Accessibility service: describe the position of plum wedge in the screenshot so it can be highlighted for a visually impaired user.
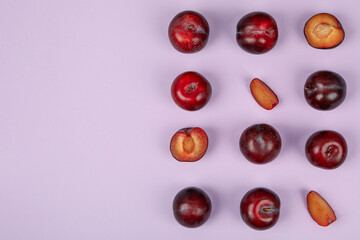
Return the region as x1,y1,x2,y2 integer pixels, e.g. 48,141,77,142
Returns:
307,191,336,227
250,78,279,110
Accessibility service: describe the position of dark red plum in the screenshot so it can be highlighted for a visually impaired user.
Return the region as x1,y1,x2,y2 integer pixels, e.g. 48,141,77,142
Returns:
168,11,210,53
240,188,281,230
305,130,347,169
173,187,212,228
171,71,212,111
239,124,282,164
236,12,278,54
304,71,346,110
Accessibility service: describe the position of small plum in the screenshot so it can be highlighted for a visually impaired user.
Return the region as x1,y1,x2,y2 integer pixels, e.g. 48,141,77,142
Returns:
171,71,212,111
236,12,278,54
173,187,212,228
304,70,346,110
168,11,210,53
240,187,281,230
305,130,347,169
240,124,282,164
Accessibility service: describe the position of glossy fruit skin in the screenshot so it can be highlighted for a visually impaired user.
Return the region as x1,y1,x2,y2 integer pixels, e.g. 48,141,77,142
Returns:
173,187,212,228
240,124,282,164
304,71,346,110
305,130,347,169
168,11,210,53
171,71,212,111
240,188,281,230
236,12,278,54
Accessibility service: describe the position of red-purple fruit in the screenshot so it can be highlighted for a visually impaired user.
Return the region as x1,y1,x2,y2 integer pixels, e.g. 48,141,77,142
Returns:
173,187,212,228
305,130,347,169
168,11,210,53
171,71,212,111
240,187,281,230
240,124,282,164
236,12,278,54
304,71,346,110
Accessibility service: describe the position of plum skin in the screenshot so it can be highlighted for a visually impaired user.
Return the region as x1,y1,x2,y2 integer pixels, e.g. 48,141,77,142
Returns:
240,187,281,230
239,124,282,164
236,12,278,54
171,71,212,111
305,130,347,169
172,187,212,228
304,70,346,110
168,10,210,53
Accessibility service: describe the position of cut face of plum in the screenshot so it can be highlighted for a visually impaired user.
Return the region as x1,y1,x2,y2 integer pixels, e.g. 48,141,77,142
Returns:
304,13,344,49
170,127,208,162
250,78,279,110
307,191,336,227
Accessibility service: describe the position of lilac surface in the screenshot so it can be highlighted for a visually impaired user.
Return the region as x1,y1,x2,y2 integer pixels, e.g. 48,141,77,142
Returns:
0,0,359,239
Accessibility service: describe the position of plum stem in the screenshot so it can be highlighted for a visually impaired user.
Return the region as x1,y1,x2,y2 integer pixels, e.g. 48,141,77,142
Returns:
261,207,279,214
327,146,333,158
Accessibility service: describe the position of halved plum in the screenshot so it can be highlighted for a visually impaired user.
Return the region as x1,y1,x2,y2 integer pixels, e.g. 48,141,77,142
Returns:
304,13,344,49
170,127,208,162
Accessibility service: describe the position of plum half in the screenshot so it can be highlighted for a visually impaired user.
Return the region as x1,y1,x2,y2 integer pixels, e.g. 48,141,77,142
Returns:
304,13,344,49
170,127,208,162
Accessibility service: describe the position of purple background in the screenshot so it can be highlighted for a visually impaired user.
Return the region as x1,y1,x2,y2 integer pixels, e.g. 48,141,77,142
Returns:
0,0,359,239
